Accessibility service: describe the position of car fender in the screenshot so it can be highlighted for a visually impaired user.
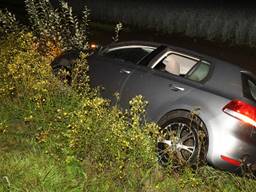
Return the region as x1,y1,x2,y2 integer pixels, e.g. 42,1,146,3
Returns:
149,90,232,165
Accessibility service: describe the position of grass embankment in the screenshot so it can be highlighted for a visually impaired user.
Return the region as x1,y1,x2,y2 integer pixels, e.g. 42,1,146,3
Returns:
1,0,256,190
0,31,256,192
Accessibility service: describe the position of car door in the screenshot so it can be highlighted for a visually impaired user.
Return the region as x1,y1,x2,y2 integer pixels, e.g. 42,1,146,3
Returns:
89,55,134,102
88,45,156,102
119,50,202,122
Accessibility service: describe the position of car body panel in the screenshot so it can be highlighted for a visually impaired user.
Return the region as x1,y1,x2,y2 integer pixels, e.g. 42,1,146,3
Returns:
119,66,194,116
88,55,134,102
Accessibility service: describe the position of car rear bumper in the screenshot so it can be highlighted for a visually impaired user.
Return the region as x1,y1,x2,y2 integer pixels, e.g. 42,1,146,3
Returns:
206,113,256,173
213,135,256,173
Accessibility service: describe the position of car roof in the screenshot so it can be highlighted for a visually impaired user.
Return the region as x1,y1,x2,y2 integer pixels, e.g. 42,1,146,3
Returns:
104,40,245,71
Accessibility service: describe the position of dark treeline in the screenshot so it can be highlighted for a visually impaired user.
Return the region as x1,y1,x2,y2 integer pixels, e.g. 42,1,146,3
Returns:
1,0,256,14
1,0,256,21
1,0,256,48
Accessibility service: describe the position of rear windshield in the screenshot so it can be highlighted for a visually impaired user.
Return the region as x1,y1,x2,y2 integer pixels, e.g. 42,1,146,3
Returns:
242,73,256,102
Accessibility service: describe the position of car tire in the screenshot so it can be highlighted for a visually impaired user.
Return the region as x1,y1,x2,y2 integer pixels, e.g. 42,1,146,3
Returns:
157,110,208,169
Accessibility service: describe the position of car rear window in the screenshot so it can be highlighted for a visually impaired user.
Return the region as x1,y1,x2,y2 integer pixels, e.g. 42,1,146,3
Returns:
186,61,211,82
242,73,256,102
248,80,256,100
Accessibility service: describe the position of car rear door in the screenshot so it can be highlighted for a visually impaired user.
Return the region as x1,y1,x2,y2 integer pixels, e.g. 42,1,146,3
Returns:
119,66,195,121
119,49,206,122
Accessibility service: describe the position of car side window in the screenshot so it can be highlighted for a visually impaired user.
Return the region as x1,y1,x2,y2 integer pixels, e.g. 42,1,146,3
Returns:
153,54,198,76
153,53,211,82
102,47,155,64
186,61,211,82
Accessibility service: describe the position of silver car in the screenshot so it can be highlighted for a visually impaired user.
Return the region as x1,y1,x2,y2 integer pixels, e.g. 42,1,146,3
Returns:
52,41,256,174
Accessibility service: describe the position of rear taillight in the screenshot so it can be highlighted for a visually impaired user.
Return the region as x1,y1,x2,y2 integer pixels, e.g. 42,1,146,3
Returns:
223,100,256,127
220,155,241,167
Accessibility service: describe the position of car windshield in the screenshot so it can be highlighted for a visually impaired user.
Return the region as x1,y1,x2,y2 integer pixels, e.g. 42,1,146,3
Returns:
103,46,156,64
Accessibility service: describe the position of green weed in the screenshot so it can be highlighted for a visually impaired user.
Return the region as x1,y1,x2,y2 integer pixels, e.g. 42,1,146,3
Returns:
1,2,256,191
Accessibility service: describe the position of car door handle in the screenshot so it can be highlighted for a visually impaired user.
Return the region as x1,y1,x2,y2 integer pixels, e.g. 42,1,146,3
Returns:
120,69,131,74
169,84,185,91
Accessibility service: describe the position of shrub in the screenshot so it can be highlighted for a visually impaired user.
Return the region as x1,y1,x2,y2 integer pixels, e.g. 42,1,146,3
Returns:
0,30,161,191
2,2,256,191
0,32,55,101
67,94,159,189
0,9,23,38
24,0,90,52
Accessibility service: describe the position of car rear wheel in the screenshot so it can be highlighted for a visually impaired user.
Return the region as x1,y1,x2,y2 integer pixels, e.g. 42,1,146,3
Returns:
157,110,208,169
53,63,72,85
51,50,80,85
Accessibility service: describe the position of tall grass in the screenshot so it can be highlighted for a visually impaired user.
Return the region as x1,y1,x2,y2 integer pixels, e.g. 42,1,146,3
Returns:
24,0,90,52
85,0,256,47
1,1,256,191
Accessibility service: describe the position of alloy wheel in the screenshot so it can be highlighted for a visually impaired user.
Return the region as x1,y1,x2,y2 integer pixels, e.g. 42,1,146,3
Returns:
157,122,197,165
